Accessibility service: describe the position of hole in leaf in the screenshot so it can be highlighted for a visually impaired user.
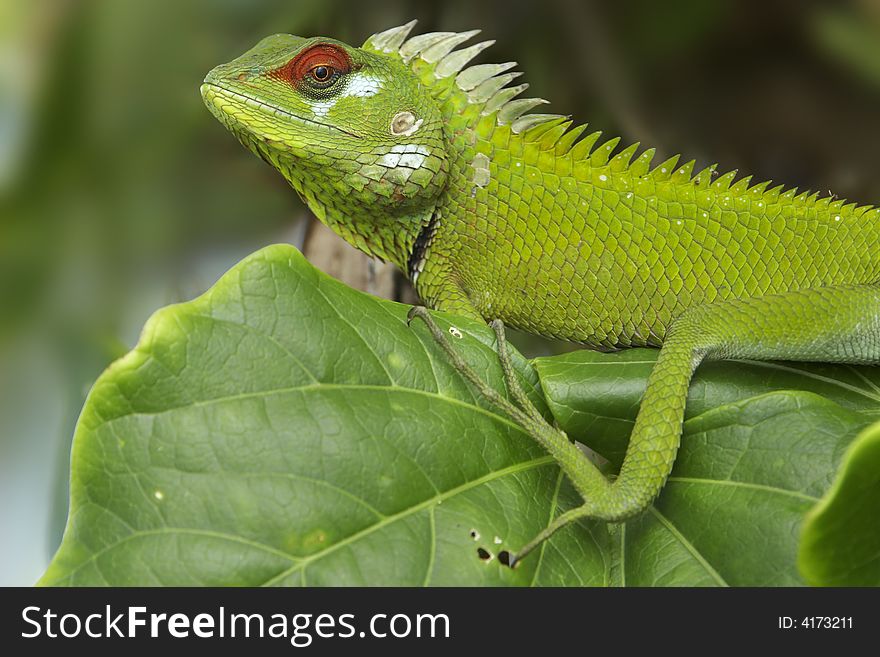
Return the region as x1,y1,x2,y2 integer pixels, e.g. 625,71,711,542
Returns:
477,547,492,561
498,551,514,568
469,529,480,540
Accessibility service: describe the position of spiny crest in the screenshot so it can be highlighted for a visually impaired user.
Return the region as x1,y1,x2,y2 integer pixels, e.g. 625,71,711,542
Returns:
365,21,647,167
366,22,653,166
365,21,874,216
365,20,563,135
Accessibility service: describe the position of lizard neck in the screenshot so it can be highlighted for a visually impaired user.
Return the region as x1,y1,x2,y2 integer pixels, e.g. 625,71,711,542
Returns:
292,174,435,271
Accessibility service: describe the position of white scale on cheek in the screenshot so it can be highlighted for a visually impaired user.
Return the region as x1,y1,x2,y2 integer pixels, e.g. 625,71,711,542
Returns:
346,72,383,97
309,72,384,118
310,100,336,117
379,144,430,169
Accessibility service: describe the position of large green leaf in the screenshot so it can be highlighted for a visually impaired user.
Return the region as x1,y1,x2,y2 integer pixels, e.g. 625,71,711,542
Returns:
40,244,877,586
39,244,603,586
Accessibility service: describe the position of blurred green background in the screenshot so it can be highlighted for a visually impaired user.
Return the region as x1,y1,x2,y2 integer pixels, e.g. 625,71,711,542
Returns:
1,0,878,585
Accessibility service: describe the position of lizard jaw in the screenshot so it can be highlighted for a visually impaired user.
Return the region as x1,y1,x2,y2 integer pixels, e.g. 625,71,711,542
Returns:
200,83,363,140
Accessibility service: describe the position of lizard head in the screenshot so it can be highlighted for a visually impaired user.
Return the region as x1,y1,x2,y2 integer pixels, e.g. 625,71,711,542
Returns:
202,31,449,264
203,21,570,268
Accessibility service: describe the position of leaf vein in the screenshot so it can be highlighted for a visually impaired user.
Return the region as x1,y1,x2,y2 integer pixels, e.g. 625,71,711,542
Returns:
260,456,556,586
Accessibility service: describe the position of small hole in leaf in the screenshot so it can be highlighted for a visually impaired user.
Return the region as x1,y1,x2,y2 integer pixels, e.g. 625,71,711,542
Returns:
469,529,480,540
498,551,514,568
477,547,492,561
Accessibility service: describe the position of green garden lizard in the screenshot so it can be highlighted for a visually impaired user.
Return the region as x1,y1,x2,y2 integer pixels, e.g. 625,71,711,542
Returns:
201,21,880,565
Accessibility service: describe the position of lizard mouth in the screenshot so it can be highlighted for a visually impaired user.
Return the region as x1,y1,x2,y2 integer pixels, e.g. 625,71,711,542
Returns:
201,83,363,140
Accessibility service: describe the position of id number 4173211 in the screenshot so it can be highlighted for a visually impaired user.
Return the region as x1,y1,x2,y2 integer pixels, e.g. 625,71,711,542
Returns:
778,617,853,629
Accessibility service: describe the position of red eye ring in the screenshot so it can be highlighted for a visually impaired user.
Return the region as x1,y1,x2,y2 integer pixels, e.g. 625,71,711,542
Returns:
269,43,352,89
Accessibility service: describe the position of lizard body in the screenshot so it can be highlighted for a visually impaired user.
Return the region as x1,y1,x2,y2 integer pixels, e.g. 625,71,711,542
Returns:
202,22,880,560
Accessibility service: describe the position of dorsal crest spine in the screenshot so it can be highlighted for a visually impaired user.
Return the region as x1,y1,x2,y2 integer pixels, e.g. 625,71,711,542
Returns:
365,20,870,216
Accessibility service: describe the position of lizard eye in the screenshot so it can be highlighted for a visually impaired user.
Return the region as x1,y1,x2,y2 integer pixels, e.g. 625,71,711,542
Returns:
270,43,352,93
311,65,331,82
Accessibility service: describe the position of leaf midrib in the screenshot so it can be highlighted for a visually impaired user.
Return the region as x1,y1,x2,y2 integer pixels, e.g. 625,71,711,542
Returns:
263,456,557,585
